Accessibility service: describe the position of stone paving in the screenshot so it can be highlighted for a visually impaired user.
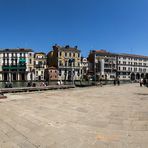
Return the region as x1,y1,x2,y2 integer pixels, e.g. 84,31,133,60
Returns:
0,84,148,148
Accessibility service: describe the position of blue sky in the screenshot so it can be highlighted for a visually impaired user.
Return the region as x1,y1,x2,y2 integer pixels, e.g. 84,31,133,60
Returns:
0,0,148,57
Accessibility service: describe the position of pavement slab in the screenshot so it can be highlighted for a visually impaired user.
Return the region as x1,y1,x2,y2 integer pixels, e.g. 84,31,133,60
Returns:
0,84,148,148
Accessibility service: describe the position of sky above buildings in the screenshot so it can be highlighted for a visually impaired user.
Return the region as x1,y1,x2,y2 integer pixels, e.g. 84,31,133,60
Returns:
0,0,148,57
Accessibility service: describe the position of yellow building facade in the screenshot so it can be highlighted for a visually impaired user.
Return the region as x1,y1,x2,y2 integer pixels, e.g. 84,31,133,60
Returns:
47,45,81,81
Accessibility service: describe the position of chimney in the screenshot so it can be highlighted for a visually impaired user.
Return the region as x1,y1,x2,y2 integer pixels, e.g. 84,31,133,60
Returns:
75,46,78,49
65,45,70,48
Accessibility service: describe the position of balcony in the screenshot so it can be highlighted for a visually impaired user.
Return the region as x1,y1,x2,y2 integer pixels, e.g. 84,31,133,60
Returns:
2,65,26,70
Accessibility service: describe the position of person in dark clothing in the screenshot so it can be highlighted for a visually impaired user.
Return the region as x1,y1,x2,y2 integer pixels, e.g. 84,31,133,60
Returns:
113,78,116,86
143,78,146,86
117,77,120,86
100,78,103,87
27,81,32,87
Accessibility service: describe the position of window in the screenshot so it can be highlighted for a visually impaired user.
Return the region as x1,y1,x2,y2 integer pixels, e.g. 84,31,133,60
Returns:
139,68,142,72
123,67,126,71
77,70,80,76
65,52,67,57
78,53,80,57
29,59,32,64
134,62,137,65
134,68,137,72
123,61,126,65
59,69,61,76
59,61,62,66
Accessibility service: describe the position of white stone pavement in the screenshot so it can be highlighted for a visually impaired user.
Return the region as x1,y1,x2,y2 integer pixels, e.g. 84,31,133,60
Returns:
0,83,148,148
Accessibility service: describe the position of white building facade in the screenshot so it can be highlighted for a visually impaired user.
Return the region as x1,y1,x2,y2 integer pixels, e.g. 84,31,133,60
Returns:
0,48,34,81
88,50,148,81
117,54,148,81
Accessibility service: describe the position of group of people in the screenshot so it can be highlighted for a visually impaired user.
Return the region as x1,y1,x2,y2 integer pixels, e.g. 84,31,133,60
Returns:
57,80,63,85
27,82,47,87
139,78,147,87
4,82,13,88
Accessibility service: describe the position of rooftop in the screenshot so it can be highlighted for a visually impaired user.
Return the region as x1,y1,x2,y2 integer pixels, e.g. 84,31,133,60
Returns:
53,45,80,52
93,49,148,59
0,48,33,52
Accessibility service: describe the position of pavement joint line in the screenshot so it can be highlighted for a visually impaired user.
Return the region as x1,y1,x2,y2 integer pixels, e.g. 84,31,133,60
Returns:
0,118,39,148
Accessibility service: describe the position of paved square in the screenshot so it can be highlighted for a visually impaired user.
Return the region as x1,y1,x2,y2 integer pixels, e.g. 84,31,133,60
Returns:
0,84,148,148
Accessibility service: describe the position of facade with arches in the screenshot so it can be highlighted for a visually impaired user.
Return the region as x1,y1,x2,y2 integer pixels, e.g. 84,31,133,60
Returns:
117,53,148,81
88,50,148,81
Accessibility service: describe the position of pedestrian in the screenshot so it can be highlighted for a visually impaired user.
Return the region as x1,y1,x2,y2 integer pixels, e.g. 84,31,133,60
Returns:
140,78,143,87
117,77,120,86
113,78,116,86
143,78,146,86
100,77,102,87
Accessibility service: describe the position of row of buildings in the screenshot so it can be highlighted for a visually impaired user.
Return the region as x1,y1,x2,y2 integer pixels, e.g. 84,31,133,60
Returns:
0,45,148,82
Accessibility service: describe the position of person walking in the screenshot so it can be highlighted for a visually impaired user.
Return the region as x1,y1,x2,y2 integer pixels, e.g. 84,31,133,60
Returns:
113,77,116,86
140,78,143,87
100,77,103,87
117,77,120,86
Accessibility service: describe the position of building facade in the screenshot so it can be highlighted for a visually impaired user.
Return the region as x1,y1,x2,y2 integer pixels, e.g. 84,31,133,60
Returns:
45,67,58,81
88,50,117,80
47,45,81,81
0,48,34,81
117,53,148,80
34,52,46,81
80,57,89,80
88,50,148,81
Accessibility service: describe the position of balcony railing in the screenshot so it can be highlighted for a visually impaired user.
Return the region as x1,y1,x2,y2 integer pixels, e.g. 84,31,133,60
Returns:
2,65,26,70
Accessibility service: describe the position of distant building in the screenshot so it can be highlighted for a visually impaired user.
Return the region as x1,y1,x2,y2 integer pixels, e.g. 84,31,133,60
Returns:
88,50,117,80
117,53,148,80
88,49,148,81
47,45,81,81
0,48,34,81
45,67,58,81
34,52,47,81
80,57,89,80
